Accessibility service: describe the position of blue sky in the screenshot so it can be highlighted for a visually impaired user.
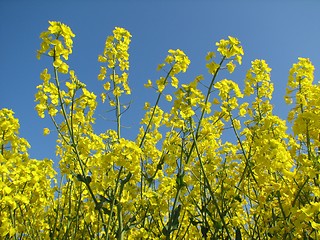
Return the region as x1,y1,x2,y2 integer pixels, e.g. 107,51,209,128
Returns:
1,1,320,165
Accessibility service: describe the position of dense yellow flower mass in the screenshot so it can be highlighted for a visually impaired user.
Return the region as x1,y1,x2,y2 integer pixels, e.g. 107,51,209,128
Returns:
2,20,320,239
0,109,55,238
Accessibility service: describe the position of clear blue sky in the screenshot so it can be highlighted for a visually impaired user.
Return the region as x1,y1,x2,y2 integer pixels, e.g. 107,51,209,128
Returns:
1,1,320,165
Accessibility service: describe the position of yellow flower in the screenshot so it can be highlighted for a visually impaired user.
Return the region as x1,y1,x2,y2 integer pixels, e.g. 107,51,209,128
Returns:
232,119,241,130
167,49,190,74
205,51,215,61
156,77,166,93
144,79,153,88
311,221,320,230
213,98,220,105
40,68,51,82
216,36,244,63
103,82,111,91
206,61,220,75
171,76,179,88
113,86,123,97
165,94,172,102
38,21,75,69
226,61,236,73
98,55,107,62
43,128,50,136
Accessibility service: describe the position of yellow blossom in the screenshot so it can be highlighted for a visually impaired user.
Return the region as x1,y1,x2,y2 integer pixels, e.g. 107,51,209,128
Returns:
43,127,50,136
165,94,172,102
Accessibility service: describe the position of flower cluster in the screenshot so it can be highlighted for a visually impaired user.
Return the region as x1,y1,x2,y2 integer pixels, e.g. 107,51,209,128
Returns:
37,21,75,73
0,109,55,238
206,36,244,75
98,27,132,102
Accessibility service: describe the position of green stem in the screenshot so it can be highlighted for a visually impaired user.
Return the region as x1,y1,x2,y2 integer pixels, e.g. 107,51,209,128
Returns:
112,67,121,139
52,58,108,237
190,126,232,239
138,68,173,201
228,112,257,187
105,166,123,239
185,56,226,165
138,68,173,148
110,65,125,239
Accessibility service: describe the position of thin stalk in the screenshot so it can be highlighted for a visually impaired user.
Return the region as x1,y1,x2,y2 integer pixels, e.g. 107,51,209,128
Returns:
292,176,309,207
138,68,173,148
105,166,123,240
228,112,258,187
1,131,4,155
190,118,232,239
52,58,108,237
138,68,172,201
112,67,121,139
185,56,226,165
109,64,125,239
298,79,312,160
